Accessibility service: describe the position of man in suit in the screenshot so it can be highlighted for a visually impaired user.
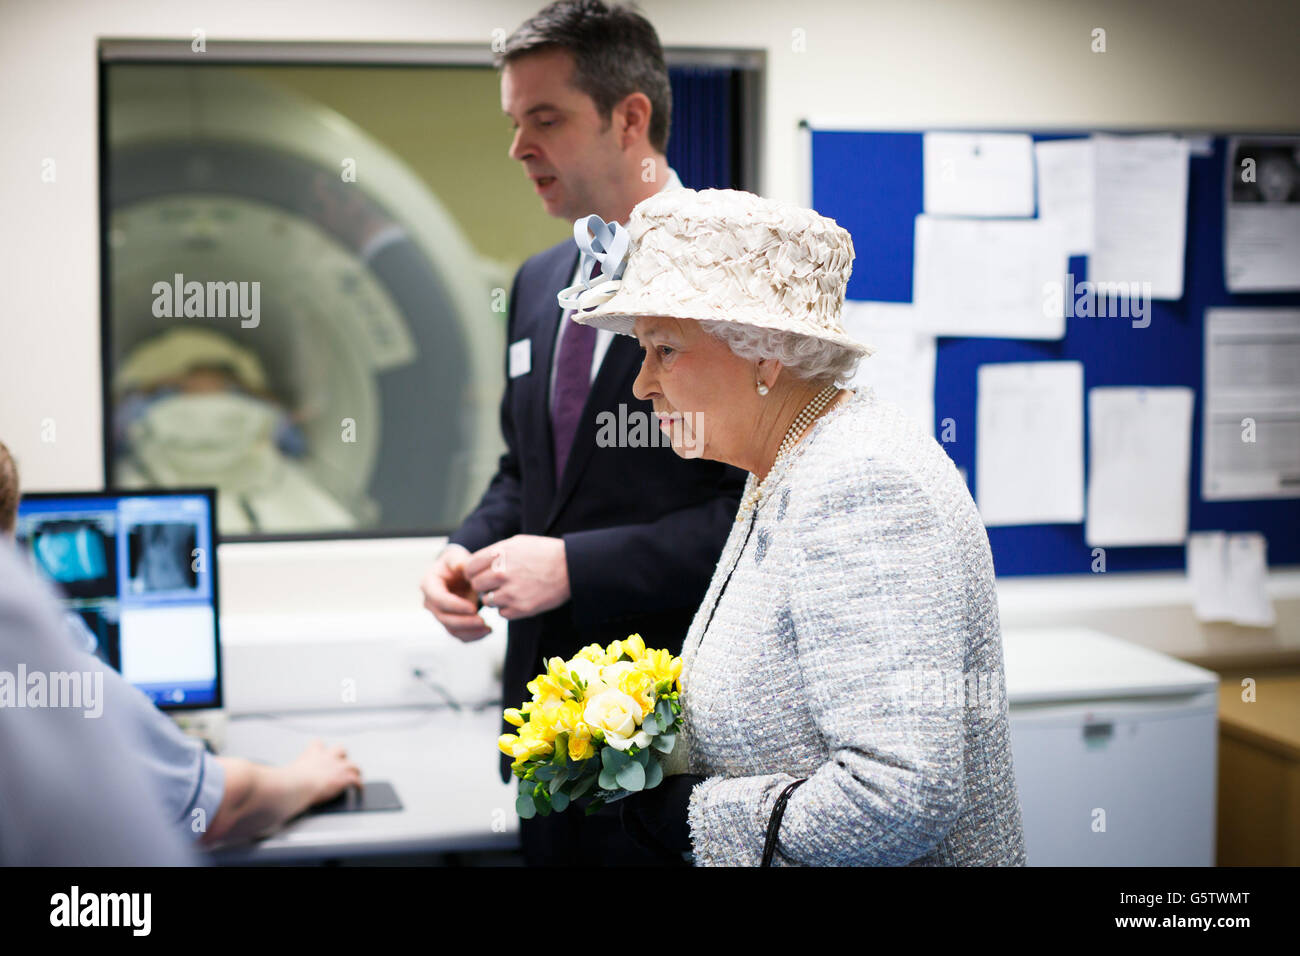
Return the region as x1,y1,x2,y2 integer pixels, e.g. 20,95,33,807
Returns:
420,0,742,865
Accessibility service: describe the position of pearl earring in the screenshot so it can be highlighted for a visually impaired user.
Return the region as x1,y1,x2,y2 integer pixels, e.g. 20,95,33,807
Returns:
756,381,769,396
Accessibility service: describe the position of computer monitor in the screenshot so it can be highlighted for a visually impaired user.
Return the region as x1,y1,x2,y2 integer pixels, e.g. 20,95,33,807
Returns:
14,488,222,711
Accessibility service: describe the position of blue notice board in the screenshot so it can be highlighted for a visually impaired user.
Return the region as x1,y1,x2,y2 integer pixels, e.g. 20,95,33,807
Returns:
810,127,1299,576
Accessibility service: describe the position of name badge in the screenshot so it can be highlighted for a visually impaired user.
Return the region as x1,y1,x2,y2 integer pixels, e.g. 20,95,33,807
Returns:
508,338,532,378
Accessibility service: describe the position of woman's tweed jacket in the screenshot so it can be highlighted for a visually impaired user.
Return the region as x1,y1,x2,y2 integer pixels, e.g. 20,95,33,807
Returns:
678,386,1027,866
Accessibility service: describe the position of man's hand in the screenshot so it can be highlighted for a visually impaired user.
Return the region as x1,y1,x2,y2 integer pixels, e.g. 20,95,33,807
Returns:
288,739,364,808
204,741,361,847
463,535,571,621
421,543,492,641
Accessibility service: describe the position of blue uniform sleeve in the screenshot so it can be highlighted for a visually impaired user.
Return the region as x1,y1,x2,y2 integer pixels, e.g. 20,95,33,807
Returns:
64,619,228,842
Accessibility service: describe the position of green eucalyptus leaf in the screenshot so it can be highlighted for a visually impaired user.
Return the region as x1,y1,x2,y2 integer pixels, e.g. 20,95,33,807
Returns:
602,747,629,772
598,767,619,791
570,773,596,800
644,757,664,790
549,769,568,794
516,793,536,819
652,733,676,754
550,791,570,813
616,761,646,792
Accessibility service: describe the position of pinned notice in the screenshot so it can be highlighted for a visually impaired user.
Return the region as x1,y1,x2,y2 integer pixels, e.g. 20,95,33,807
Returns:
1187,532,1276,627
913,215,1068,339
1086,386,1194,547
841,301,936,437
923,132,1035,217
976,361,1084,526
1091,134,1190,300
1034,138,1094,256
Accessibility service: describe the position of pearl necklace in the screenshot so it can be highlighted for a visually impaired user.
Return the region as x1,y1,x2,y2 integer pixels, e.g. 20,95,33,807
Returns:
735,384,840,522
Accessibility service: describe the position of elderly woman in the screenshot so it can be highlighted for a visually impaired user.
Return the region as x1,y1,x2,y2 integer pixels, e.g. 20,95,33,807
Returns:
557,188,1027,866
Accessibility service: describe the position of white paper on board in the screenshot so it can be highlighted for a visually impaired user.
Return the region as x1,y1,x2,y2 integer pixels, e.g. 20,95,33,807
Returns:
1085,386,1194,547
840,301,936,437
1091,134,1190,300
1224,136,1300,292
923,132,1035,217
912,214,1068,339
1202,308,1300,501
1187,531,1276,627
1034,138,1094,256
976,361,1085,526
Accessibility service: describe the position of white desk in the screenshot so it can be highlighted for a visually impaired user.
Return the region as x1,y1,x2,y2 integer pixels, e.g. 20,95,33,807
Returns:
210,705,518,864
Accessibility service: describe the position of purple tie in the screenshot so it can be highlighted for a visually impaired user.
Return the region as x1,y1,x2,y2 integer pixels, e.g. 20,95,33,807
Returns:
552,263,600,481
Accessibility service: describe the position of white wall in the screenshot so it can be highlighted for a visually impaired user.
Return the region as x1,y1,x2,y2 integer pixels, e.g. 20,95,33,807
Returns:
2,0,1298,667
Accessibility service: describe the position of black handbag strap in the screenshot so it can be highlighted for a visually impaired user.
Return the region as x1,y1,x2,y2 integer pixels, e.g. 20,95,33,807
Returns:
761,778,807,866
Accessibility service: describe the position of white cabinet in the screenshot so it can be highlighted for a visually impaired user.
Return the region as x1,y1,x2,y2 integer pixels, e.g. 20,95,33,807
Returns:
1003,628,1219,866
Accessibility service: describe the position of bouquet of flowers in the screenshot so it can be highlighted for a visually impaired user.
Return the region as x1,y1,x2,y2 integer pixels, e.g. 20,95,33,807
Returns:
498,634,683,818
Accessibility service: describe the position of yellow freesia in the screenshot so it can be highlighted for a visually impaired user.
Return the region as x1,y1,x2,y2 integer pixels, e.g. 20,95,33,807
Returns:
502,707,525,727
616,668,656,717
546,656,579,686
574,643,607,665
567,723,594,761
551,700,584,734
514,736,553,762
527,702,565,742
622,633,646,661
502,718,554,761
637,648,683,689
529,674,571,706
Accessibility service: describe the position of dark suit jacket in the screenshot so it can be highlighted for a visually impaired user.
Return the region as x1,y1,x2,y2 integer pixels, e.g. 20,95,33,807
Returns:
448,239,745,783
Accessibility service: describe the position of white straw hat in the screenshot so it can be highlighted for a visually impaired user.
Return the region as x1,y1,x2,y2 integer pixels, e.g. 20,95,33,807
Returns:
556,188,873,357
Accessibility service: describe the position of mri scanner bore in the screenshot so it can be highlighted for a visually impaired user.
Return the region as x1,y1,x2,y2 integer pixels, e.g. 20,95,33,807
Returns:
104,65,508,536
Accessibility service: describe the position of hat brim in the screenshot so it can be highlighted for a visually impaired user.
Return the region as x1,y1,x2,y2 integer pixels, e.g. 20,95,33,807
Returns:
571,304,876,358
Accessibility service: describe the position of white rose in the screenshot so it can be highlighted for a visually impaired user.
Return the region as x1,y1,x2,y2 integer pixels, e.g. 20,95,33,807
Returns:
584,688,651,752
599,660,636,685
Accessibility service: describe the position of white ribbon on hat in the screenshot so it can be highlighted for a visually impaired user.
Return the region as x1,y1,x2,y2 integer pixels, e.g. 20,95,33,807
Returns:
556,215,629,312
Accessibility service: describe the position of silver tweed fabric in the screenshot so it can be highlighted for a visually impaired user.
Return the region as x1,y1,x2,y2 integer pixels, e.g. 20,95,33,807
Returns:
679,386,1028,866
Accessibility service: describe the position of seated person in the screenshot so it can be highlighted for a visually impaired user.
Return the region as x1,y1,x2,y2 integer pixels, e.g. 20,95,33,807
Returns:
0,537,197,865
0,440,362,850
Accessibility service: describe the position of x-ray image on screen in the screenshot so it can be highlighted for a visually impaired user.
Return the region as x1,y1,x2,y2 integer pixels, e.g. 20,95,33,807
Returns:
66,608,122,670
28,520,118,599
126,522,198,593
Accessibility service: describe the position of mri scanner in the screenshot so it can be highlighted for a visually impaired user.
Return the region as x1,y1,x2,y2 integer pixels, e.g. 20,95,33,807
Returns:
105,66,506,536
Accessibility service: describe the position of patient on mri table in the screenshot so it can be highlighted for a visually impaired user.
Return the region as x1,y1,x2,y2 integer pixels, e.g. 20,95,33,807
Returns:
113,327,356,534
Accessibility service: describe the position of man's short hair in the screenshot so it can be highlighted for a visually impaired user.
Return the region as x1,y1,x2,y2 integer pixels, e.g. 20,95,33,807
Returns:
497,0,672,154
0,441,18,535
